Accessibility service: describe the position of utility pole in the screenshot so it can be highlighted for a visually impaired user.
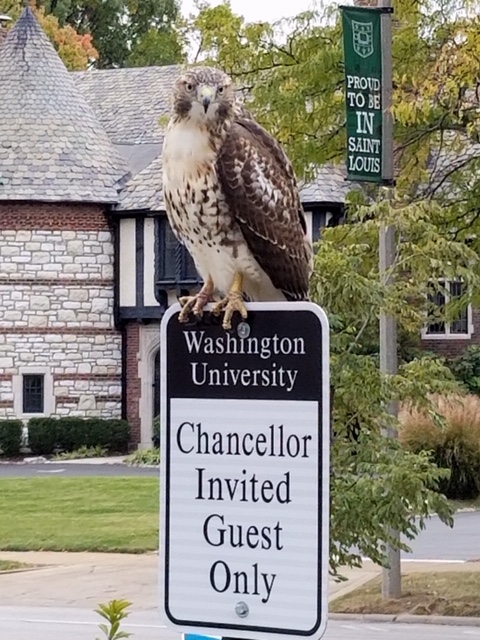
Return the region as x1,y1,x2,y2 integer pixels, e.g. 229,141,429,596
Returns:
350,0,401,599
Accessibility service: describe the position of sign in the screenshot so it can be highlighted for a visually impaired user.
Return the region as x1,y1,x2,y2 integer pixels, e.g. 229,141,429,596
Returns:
160,302,329,640
341,6,390,183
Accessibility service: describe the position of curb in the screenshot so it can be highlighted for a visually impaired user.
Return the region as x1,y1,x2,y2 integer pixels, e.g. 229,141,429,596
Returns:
330,613,480,626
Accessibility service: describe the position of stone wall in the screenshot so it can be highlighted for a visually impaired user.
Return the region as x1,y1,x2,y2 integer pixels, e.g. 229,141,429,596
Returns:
0,203,122,421
0,230,113,280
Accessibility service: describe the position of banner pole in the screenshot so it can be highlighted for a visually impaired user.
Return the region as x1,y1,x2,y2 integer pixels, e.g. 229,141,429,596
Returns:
349,0,400,600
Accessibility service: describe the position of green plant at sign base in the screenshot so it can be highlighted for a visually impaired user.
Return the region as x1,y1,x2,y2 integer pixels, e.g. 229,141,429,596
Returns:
95,599,132,640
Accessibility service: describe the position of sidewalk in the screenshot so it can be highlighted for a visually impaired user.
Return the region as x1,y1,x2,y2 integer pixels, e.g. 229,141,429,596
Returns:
1,550,479,611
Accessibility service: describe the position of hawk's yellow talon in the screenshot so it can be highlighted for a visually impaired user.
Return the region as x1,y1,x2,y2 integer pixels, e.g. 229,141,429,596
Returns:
211,271,247,330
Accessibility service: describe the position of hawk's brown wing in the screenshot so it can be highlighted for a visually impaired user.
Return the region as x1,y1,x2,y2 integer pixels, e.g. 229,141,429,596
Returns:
217,114,311,300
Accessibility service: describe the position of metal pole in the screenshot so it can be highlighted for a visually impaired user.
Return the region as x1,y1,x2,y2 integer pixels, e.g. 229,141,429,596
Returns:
352,0,400,600
378,0,401,600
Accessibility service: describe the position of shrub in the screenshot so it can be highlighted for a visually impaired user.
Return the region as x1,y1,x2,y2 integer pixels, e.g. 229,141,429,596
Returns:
27,417,131,455
106,419,130,453
0,420,23,457
449,346,480,395
28,418,60,455
399,394,480,500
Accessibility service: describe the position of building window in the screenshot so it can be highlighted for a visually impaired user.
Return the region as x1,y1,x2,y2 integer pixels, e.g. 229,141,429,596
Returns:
155,217,202,289
13,367,54,418
22,374,44,414
423,280,472,339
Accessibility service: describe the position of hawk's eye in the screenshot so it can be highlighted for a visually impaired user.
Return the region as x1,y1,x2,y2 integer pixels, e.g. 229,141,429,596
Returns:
217,86,224,94
186,83,194,92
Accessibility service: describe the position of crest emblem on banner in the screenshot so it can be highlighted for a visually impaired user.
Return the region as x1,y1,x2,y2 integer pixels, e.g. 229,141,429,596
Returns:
352,20,374,58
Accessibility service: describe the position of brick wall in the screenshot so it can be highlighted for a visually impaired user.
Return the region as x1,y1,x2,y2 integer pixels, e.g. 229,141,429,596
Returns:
421,309,480,360
0,203,113,231
125,322,141,445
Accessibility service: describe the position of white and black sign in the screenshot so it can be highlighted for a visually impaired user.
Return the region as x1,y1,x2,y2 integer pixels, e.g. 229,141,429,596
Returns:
160,302,329,640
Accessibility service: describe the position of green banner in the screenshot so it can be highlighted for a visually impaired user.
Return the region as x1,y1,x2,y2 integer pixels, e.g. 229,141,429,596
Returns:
341,6,384,183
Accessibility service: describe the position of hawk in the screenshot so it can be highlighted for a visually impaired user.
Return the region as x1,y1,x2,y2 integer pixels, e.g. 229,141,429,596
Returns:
162,66,312,330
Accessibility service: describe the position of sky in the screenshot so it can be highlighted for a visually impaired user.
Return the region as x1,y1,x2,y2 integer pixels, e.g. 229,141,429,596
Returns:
181,0,344,24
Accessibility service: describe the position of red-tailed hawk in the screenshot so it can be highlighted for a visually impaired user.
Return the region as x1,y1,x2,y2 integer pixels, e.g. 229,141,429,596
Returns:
162,66,312,330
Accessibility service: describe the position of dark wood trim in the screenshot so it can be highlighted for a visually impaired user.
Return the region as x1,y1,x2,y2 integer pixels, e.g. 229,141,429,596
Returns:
113,217,121,330
136,216,144,309
311,210,324,243
119,305,166,321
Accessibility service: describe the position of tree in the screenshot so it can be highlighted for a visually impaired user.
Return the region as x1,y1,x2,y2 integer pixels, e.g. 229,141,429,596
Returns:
187,1,480,577
0,0,98,69
37,0,186,67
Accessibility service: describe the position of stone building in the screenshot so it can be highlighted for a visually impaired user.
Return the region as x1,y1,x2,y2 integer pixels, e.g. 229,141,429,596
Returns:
0,8,345,446
0,9,129,427
0,7,475,448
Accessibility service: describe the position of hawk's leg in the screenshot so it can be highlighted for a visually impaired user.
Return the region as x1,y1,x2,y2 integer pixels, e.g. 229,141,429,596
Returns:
212,271,248,330
178,276,215,323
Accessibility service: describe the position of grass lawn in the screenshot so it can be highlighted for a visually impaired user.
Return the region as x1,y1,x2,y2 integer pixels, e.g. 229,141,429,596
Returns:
330,572,480,617
0,477,159,553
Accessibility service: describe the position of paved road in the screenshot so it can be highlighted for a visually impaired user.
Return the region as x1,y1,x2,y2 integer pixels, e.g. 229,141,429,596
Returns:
0,607,479,640
402,511,480,561
0,462,158,477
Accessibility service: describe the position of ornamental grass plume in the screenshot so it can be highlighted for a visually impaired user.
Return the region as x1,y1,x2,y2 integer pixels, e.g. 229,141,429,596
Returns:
399,394,480,500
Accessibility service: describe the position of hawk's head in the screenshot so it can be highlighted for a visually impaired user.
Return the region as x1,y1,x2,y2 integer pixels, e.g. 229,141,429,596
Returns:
172,67,235,125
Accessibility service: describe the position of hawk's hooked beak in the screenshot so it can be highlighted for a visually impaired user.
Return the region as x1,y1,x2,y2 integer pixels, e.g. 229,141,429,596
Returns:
199,85,214,113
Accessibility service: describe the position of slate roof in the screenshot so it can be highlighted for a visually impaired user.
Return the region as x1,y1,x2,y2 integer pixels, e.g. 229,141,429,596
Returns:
0,8,130,203
299,164,357,204
117,153,165,212
74,66,180,145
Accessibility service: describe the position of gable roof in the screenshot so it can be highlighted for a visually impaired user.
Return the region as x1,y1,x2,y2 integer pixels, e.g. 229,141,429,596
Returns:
74,66,180,145
0,8,130,204
117,152,165,212
299,165,357,205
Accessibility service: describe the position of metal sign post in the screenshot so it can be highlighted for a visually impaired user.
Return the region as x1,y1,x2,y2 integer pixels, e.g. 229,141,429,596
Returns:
342,0,400,599
160,302,329,640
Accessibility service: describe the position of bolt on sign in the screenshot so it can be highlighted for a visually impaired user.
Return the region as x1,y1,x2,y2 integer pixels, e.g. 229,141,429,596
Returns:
341,5,393,183
160,302,330,640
